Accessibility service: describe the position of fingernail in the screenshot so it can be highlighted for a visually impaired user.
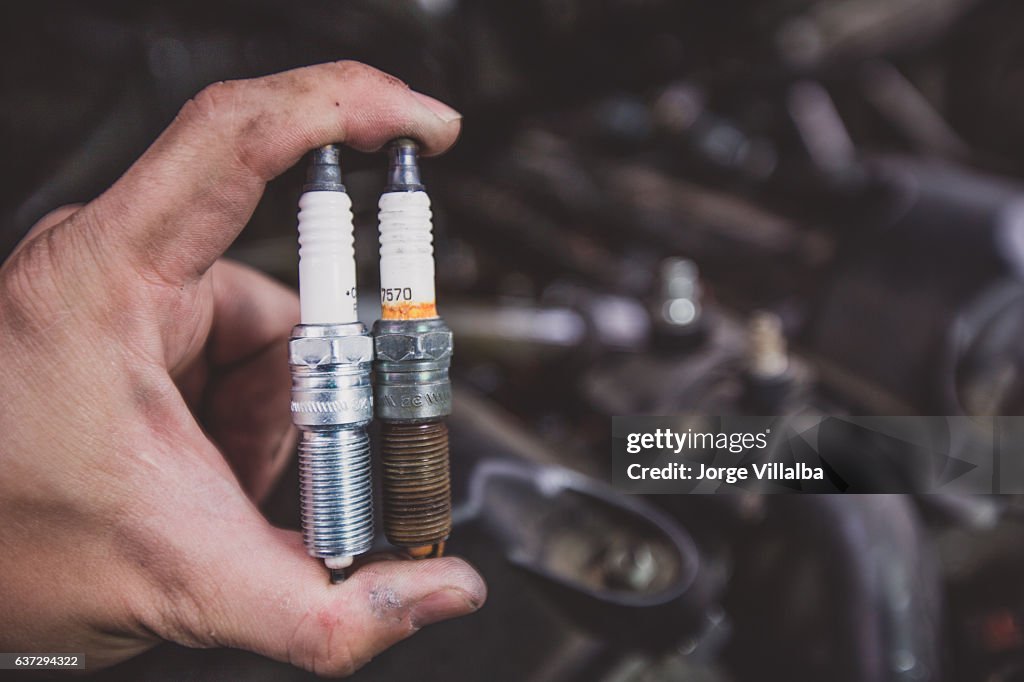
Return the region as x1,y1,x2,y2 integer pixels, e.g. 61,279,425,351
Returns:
411,91,462,123
410,588,480,628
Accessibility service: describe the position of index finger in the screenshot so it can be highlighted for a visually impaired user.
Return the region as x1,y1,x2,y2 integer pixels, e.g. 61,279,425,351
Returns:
79,61,462,286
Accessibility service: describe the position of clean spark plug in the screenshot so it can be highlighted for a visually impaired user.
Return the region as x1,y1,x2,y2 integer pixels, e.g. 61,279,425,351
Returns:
290,145,374,582
373,138,453,559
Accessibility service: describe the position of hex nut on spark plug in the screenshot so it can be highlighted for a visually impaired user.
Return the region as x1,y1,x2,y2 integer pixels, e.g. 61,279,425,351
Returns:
289,323,374,426
372,318,453,422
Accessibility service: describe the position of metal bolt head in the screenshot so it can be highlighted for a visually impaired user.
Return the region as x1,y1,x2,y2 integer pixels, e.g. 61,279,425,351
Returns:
375,329,453,362
290,334,373,367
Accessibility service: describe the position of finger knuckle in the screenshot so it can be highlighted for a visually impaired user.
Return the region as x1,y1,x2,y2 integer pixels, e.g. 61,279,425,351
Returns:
35,204,81,231
0,212,138,337
330,60,407,91
0,235,68,334
331,60,373,80
180,80,243,129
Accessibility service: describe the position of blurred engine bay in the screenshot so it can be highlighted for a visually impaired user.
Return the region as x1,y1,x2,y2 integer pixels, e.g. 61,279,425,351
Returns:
10,1,1024,680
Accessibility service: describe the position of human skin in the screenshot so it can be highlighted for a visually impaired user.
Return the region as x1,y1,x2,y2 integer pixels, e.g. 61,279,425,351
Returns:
0,61,485,676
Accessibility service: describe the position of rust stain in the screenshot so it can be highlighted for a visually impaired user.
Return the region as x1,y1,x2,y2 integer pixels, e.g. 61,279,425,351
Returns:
407,545,434,559
382,301,438,320
407,543,445,559
381,422,452,550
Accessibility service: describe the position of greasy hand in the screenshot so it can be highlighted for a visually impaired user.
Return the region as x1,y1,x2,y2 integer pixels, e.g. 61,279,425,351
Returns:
0,62,484,676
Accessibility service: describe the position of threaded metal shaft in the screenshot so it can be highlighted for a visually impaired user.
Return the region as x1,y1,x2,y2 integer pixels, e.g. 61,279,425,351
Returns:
289,322,375,571
298,427,374,558
380,421,451,553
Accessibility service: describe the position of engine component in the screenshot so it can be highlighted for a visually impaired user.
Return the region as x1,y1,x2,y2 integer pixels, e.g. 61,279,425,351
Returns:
289,146,375,582
808,156,1024,415
456,457,715,649
374,138,454,558
650,257,705,348
742,311,798,412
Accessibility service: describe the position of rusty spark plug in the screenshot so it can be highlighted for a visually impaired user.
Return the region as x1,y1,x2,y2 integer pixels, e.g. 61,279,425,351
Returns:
373,139,453,558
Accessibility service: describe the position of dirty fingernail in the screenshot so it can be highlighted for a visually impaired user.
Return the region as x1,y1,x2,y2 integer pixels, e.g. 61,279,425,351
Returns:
411,91,462,123
410,588,480,628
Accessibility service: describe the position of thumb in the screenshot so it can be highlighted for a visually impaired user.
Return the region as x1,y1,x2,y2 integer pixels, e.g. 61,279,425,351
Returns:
169,515,485,677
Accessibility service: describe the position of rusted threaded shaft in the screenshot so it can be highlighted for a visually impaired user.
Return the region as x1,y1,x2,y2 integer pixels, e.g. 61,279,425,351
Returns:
380,421,451,553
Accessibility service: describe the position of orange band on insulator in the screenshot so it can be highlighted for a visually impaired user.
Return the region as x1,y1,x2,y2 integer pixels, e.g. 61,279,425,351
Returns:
382,301,438,320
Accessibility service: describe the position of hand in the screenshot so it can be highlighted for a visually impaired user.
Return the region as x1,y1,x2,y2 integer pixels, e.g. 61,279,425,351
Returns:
0,61,484,676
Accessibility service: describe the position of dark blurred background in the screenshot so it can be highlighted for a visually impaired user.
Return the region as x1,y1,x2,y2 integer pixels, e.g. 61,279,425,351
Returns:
9,0,1024,680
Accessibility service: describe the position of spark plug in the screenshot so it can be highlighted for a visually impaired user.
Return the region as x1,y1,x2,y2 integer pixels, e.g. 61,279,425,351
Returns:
374,138,453,559
290,145,374,582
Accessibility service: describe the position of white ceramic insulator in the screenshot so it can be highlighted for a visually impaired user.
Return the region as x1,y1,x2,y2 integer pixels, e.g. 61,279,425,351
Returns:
378,191,436,313
297,191,358,324
325,556,354,569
